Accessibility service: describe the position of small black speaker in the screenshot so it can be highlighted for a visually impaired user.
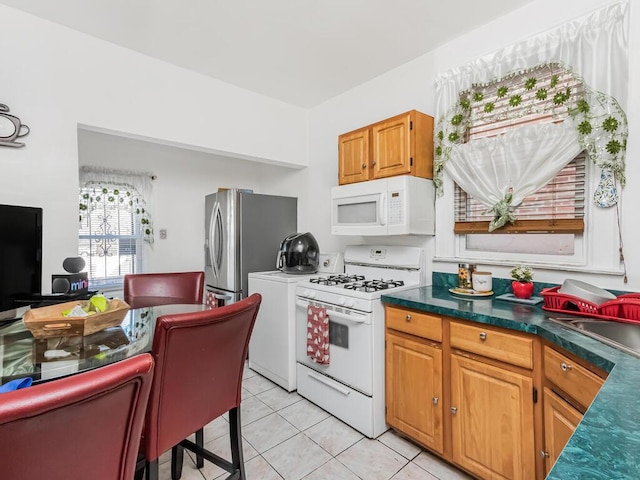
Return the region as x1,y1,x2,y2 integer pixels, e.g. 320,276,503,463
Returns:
63,256,85,274
52,272,89,294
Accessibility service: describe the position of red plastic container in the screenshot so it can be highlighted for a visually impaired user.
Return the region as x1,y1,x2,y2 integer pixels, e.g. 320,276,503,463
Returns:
540,287,640,324
540,286,599,314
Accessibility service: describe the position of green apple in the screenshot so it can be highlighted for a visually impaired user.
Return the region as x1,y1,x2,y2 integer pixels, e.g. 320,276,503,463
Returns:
89,294,109,313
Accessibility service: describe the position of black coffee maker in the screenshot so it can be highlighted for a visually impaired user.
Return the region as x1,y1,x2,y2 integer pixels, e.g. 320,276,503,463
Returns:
276,232,320,274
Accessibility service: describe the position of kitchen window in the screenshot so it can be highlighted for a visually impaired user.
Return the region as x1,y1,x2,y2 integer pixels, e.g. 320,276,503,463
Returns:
432,2,628,275
453,66,585,237
78,167,154,289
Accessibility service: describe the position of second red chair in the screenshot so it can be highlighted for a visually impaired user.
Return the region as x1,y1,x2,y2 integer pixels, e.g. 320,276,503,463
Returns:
124,271,205,309
138,293,262,480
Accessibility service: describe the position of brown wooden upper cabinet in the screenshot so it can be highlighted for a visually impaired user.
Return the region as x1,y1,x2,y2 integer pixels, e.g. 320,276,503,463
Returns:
338,110,434,185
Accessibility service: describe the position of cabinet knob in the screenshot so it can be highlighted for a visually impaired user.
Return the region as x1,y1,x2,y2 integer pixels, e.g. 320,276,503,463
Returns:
540,450,549,459
432,397,439,405
479,332,487,341
405,314,412,322
451,406,458,415
560,362,573,372
372,161,377,166
361,163,367,169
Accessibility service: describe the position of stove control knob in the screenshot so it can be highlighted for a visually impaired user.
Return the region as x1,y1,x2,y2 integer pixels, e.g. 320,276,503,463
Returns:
309,291,317,299
301,289,310,297
338,298,346,305
345,299,355,308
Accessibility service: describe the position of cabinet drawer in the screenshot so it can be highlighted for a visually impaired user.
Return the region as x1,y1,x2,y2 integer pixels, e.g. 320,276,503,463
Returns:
544,346,604,408
386,307,442,342
450,321,534,369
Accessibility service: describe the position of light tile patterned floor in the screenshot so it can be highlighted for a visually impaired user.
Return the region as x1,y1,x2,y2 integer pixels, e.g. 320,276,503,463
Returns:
154,366,473,480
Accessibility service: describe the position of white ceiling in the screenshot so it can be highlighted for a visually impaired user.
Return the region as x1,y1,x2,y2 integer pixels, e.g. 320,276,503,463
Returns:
1,0,534,107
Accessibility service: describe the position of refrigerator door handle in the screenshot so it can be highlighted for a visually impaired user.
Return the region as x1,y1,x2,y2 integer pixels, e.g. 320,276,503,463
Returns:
210,201,223,279
212,292,233,301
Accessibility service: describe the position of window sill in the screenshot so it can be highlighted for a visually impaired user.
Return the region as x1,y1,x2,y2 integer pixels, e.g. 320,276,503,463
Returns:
432,256,625,277
90,284,124,293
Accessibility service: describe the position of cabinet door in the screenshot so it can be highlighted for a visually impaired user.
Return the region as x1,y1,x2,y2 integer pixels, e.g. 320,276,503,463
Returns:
543,346,604,409
338,128,370,185
451,353,535,480
542,387,582,475
371,113,412,179
386,331,444,453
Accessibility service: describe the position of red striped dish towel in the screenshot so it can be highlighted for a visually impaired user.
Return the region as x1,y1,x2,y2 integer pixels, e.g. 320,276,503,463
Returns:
307,304,330,365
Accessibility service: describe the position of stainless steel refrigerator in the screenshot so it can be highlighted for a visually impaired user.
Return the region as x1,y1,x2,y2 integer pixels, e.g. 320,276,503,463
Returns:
204,189,297,306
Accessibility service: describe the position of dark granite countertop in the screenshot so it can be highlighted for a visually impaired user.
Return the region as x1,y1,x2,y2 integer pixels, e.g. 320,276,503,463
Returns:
381,285,640,479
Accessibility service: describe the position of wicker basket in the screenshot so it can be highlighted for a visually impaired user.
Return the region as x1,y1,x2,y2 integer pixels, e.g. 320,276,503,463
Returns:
24,299,130,338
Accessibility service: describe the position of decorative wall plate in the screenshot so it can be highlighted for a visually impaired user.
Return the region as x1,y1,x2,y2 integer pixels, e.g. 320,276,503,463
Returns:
593,168,618,207
0,103,29,148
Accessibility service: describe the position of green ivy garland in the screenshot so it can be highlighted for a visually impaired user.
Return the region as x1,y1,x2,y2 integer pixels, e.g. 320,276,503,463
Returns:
433,62,628,199
79,183,154,245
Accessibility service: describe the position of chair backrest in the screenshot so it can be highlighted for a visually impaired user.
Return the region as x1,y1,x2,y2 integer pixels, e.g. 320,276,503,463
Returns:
143,293,262,461
124,271,205,308
0,354,154,480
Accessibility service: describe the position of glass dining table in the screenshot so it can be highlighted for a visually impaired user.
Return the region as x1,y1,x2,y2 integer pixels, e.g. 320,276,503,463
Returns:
0,303,207,385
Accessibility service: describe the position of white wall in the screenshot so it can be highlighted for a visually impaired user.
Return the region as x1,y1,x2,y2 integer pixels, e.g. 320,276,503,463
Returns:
0,5,307,291
308,0,640,290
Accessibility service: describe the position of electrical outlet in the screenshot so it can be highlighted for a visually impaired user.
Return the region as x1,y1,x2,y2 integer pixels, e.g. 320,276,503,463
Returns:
159,229,167,239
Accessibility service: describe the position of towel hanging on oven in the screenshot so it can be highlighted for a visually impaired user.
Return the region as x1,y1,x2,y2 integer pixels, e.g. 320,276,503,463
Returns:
307,304,330,365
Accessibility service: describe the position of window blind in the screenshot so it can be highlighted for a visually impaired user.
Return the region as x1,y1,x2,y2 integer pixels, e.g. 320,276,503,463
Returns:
78,184,142,286
454,65,586,234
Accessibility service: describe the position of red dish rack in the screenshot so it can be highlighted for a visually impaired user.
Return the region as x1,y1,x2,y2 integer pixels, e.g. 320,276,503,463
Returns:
541,286,640,324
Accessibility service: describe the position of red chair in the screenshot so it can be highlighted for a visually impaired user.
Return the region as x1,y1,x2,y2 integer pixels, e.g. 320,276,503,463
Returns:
138,293,262,480
124,271,205,309
0,354,154,480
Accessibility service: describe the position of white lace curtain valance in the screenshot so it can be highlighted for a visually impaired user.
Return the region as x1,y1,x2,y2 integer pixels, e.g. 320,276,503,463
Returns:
432,1,629,231
79,166,155,244
447,122,582,231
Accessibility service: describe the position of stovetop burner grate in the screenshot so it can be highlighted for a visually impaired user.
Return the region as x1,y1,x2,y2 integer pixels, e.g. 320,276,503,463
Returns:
344,279,405,292
309,274,407,291
309,274,365,286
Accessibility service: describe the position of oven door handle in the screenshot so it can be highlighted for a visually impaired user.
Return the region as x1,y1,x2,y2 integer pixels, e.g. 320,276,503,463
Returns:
296,300,367,323
307,370,351,396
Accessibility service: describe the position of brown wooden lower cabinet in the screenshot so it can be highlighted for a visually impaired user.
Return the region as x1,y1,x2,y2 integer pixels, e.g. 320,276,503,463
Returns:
540,344,605,475
384,307,611,480
450,353,536,479
386,331,444,453
542,387,583,472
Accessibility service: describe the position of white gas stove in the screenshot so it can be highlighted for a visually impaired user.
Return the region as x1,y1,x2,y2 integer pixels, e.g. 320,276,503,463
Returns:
297,247,422,308
295,245,423,438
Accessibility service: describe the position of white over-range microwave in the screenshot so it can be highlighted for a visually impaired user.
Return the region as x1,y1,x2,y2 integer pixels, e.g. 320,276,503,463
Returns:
331,175,435,236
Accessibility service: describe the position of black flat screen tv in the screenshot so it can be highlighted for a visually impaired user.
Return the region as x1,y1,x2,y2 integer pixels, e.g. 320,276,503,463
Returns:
0,204,43,313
